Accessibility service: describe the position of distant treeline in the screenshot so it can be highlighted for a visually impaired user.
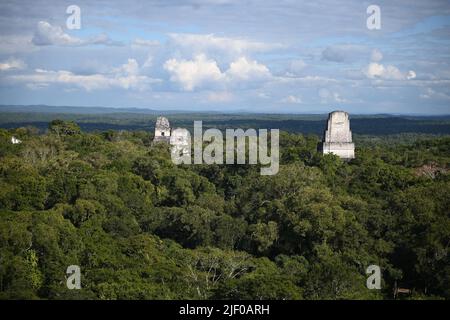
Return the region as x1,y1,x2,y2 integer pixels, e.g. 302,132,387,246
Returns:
1,113,450,135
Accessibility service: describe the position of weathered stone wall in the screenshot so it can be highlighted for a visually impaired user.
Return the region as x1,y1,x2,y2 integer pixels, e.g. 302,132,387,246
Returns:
321,111,355,160
154,116,171,142
324,111,352,143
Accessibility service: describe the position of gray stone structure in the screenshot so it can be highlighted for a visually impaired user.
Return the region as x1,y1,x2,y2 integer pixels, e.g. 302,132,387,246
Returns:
153,116,171,142
320,111,355,160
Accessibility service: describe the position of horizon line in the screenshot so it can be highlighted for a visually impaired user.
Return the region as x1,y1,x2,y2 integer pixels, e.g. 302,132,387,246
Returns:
0,104,449,117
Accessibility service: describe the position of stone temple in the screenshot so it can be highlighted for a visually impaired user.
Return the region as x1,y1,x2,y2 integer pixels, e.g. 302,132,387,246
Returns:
153,116,171,142
153,117,190,158
320,111,355,160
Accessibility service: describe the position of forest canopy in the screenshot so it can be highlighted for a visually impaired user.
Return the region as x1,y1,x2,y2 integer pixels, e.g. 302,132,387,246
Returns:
0,120,449,300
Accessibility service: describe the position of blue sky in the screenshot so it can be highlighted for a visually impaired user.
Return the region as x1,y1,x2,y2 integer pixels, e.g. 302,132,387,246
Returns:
0,0,449,114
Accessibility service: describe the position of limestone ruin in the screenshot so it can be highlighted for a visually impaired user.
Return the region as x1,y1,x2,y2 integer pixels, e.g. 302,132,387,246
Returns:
153,116,171,142
153,117,191,157
320,111,355,160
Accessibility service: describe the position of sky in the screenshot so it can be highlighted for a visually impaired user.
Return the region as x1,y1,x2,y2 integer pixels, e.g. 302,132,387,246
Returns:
0,0,450,114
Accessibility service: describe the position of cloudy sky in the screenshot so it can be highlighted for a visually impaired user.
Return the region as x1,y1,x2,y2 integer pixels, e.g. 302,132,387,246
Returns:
0,0,449,114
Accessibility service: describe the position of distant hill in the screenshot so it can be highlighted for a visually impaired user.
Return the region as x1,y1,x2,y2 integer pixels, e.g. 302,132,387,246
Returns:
0,105,162,114
1,105,450,136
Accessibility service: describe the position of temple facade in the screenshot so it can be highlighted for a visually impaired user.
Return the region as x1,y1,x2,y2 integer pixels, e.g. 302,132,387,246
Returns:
153,116,171,142
320,111,355,160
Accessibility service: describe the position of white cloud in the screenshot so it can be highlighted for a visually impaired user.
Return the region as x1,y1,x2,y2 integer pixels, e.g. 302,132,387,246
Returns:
113,58,139,75
365,62,386,78
32,21,121,46
9,59,160,91
364,62,416,80
280,95,302,104
407,70,416,80
32,21,82,46
226,57,271,81
164,54,225,91
164,54,272,91
0,58,26,71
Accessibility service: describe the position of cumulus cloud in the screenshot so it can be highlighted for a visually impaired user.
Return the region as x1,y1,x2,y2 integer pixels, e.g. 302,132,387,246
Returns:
113,58,139,75
0,58,26,71
164,54,225,91
164,54,272,91
9,59,160,91
32,21,121,46
32,21,82,46
364,62,416,80
226,57,271,81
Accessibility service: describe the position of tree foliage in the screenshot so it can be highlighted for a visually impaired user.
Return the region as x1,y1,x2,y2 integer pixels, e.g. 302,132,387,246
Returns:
0,122,449,299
